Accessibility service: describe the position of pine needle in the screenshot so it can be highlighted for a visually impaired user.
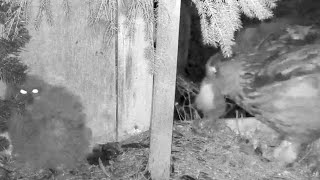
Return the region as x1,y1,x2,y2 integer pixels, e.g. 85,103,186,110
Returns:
191,0,278,57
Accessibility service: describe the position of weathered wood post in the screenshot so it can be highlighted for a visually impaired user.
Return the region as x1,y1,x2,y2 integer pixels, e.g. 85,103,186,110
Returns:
117,0,154,141
148,0,181,179
19,0,118,145
17,0,157,146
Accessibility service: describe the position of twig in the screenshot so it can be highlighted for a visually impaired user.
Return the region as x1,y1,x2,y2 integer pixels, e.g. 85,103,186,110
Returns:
98,158,112,179
255,33,274,50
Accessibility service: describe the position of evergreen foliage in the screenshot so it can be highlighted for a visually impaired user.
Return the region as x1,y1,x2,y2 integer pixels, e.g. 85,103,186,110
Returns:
88,0,118,46
122,0,156,44
0,0,29,85
0,0,29,139
191,0,278,57
1,0,279,61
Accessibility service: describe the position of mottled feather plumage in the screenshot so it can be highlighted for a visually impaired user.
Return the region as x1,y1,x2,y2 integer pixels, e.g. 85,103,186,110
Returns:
196,26,320,167
213,45,320,145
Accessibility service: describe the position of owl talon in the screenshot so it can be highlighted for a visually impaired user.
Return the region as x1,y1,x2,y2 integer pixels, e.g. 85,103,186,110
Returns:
191,118,224,137
307,158,320,177
301,154,320,177
191,119,210,137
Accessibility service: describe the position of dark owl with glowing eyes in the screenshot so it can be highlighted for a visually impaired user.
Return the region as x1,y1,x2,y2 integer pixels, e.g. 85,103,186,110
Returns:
5,75,46,108
5,75,92,171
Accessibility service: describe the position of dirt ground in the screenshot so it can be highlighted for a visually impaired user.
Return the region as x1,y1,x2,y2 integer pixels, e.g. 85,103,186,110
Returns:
3,119,317,180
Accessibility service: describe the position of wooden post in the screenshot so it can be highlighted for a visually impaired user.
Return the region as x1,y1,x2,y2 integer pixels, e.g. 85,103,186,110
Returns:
19,0,117,145
117,0,154,141
148,0,181,179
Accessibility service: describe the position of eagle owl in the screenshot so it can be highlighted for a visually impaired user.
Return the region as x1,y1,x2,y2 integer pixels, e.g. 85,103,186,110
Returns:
196,39,320,172
5,75,92,170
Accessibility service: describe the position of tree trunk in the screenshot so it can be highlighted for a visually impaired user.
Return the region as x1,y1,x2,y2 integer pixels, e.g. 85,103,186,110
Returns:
149,0,181,179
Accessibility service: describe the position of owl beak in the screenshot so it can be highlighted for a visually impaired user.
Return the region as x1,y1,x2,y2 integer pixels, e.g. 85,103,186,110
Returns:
26,95,34,104
27,95,41,104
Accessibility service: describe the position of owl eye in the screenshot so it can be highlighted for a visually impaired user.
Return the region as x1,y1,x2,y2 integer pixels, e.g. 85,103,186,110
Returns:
20,89,27,94
207,66,217,75
210,66,217,73
32,89,39,94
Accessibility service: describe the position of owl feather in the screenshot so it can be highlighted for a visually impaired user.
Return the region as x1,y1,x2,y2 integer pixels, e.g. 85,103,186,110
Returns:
6,75,92,170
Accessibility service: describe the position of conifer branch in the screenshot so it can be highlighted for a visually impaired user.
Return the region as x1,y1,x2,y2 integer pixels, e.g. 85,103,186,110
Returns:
192,0,278,57
2,0,279,60
34,0,54,30
0,1,30,85
88,0,117,46
0,56,27,84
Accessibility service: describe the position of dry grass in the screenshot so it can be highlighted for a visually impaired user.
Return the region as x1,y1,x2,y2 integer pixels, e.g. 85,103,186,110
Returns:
171,121,315,180
2,120,316,180
174,75,201,121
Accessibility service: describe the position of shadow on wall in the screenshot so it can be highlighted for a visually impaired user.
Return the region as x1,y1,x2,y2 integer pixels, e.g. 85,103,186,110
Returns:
6,75,92,170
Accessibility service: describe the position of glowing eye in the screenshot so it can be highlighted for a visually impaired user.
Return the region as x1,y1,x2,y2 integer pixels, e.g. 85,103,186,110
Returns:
212,67,217,73
208,66,217,74
20,89,27,94
32,89,39,94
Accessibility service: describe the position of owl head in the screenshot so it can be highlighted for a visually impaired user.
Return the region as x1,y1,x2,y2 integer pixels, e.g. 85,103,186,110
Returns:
5,75,48,106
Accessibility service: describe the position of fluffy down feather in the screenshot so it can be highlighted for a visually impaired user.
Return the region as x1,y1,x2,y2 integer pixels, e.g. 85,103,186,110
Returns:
6,75,92,170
